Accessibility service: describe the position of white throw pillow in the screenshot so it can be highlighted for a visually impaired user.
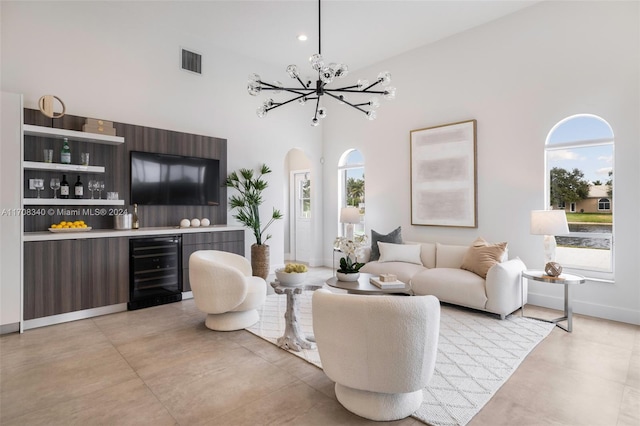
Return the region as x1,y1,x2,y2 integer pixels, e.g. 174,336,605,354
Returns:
377,242,423,265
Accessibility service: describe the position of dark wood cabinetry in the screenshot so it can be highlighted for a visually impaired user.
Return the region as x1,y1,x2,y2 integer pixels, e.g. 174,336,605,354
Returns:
182,230,244,291
24,238,129,320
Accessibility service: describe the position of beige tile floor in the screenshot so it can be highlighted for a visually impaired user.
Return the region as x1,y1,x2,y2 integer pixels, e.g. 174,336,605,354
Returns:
1,268,638,426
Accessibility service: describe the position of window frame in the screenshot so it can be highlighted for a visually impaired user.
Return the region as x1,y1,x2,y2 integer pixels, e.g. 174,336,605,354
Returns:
338,149,365,237
544,115,614,280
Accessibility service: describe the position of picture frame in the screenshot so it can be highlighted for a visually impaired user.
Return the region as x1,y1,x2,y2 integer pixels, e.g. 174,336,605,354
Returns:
410,119,477,228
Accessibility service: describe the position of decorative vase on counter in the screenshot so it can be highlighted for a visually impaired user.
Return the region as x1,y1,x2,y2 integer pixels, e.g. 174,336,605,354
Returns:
336,271,360,282
251,244,270,280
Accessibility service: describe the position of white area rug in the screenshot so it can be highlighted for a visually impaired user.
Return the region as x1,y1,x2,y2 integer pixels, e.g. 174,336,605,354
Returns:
247,292,554,426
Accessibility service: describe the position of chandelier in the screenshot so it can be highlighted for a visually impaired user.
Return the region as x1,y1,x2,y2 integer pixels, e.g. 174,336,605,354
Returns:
247,0,396,126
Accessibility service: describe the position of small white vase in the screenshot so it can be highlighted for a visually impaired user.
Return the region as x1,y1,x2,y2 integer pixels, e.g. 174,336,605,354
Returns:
336,271,360,282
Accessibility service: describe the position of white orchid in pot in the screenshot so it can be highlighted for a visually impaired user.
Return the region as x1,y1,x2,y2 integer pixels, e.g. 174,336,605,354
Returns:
334,234,368,281
226,164,283,279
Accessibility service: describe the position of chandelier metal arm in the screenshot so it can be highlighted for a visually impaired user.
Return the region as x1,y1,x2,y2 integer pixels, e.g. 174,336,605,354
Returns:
313,97,321,119
261,86,315,97
325,91,368,115
265,92,310,111
326,88,387,95
363,79,383,91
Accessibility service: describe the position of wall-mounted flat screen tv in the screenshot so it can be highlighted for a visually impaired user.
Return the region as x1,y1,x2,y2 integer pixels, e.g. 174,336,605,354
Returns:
130,151,220,206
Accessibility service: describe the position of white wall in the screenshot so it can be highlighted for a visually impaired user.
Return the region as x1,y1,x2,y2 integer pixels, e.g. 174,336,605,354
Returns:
0,1,323,269
323,1,639,324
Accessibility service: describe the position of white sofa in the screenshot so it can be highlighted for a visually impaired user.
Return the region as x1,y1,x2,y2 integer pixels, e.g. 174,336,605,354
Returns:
359,241,526,319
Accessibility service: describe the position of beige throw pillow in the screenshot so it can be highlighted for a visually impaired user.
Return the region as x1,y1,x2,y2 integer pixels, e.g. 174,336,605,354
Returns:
460,237,507,278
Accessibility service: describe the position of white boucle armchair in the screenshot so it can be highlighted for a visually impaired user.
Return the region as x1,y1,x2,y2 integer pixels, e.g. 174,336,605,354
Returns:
312,289,440,421
189,250,266,331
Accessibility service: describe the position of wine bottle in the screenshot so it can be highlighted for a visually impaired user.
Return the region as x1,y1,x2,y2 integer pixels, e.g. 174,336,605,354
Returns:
60,174,69,199
60,138,71,164
74,175,83,199
132,203,140,229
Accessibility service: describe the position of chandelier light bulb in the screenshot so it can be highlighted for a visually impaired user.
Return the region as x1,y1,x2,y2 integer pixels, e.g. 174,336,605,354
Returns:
383,86,396,100
369,97,380,108
256,106,268,118
318,107,327,118
320,67,335,84
311,117,320,126
309,53,324,71
286,65,299,79
247,81,261,96
299,97,307,105
366,110,377,121
334,63,348,78
377,71,392,86
248,73,261,83
263,98,274,108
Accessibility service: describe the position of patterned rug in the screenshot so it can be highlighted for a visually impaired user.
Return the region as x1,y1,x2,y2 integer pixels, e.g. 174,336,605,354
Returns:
247,291,554,426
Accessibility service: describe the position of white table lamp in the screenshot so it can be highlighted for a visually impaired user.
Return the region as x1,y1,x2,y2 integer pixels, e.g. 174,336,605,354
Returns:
340,207,360,240
530,210,570,263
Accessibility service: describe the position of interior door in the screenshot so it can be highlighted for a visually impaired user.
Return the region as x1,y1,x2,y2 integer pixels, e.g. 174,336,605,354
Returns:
293,172,311,263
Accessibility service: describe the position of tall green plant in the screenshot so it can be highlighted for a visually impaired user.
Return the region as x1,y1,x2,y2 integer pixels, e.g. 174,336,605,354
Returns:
226,164,283,245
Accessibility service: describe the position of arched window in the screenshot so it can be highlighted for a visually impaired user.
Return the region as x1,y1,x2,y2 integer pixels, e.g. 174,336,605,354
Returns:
545,114,614,274
598,198,611,211
338,149,365,237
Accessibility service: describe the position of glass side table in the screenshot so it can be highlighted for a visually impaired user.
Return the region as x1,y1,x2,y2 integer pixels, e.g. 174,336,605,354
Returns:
521,270,585,332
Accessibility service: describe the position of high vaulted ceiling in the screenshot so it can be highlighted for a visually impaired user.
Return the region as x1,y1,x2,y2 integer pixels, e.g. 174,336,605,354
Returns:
120,0,539,72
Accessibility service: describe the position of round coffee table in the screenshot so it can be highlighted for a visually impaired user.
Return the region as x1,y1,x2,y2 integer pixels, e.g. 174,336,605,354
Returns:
325,272,413,295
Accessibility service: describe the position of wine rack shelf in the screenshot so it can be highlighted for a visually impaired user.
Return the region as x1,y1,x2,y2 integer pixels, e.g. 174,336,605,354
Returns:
24,124,124,145
23,161,105,173
23,198,125,206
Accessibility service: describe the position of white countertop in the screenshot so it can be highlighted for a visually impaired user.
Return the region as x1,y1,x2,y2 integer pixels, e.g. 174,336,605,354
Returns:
23,225,245,241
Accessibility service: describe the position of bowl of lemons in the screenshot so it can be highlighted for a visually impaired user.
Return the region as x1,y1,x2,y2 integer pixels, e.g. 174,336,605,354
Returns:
49,220,91,232
275,263,308,286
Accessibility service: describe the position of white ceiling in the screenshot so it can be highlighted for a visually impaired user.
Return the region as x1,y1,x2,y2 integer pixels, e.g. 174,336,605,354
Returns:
121,0,539,72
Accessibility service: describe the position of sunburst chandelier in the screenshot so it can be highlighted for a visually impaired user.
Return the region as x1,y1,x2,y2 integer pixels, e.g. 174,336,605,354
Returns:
247,0,396,126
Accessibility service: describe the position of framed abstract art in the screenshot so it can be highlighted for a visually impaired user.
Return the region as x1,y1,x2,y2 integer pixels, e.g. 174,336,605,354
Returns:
410,119,477,228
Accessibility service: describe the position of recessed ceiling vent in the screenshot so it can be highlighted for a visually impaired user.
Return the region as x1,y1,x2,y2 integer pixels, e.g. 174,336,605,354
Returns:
181,48,202,75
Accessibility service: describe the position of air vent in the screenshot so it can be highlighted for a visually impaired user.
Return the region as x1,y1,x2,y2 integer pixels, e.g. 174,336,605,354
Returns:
181,48,202,75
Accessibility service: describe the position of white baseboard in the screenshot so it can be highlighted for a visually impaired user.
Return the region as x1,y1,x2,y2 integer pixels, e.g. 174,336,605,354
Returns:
527,292,640,325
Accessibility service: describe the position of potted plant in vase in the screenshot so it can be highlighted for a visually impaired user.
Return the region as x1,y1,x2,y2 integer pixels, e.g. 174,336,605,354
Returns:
334,234,368,281
226,164,283,279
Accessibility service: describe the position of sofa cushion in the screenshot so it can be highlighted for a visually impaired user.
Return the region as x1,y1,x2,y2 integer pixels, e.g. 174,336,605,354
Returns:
406,241,437,269
360,261,426,284
411,268,487,309
378,242,422,265
461,237,508,278
370,227,403,261
435,243,469,268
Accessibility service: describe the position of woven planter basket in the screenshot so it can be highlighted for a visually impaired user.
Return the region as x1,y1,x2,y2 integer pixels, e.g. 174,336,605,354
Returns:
251,244,270,280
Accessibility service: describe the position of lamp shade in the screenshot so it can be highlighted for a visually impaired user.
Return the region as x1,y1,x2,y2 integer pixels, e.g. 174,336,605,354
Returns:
340,206,360,224
530,210,570,235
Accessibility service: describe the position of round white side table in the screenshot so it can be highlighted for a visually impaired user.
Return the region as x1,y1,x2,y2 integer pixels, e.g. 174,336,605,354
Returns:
521,270,585,332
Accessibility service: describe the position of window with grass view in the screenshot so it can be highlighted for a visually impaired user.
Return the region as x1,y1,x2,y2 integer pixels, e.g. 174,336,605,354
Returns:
338,149,365,237
545,114,614,274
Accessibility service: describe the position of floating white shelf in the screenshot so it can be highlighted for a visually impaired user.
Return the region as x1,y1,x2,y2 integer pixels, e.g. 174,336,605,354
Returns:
23,124,124,145
23,198,125,206
23,161,105,173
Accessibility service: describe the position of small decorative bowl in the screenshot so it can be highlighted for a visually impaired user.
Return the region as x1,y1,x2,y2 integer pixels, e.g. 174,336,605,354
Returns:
275,269,307,286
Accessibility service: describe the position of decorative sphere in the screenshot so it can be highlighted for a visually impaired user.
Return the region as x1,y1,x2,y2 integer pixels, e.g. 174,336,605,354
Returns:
545,262,563,277
180,219,190,228
190,218,201,227
201,218,210,227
